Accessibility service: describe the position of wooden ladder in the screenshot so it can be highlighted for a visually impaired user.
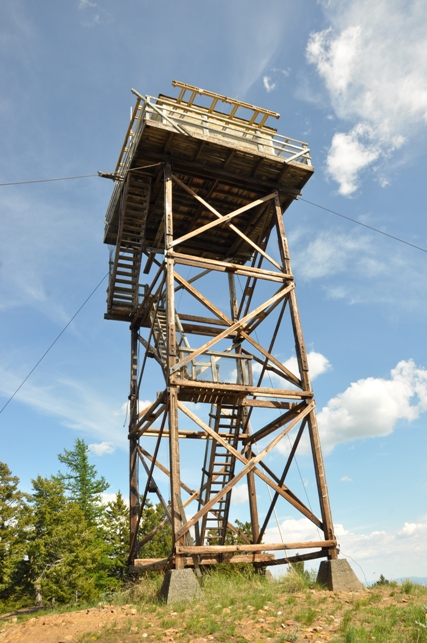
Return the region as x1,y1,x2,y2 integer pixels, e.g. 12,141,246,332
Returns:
199,403,242,546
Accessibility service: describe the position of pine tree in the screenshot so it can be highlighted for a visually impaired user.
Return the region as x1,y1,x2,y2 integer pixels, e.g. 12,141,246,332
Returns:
0,462,29,609
57,438,109,524
102,490,129,580
26,475,117,605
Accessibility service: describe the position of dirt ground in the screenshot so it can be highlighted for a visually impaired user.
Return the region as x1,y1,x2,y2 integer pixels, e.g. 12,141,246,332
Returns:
0,587,425,643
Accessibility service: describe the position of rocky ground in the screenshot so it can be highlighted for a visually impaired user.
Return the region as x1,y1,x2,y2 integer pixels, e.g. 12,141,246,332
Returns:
1,583,426,643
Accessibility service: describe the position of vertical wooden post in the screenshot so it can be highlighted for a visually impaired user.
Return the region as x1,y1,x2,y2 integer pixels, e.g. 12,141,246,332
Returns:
273,195,337,559
129,327,139,564
164,162,184,569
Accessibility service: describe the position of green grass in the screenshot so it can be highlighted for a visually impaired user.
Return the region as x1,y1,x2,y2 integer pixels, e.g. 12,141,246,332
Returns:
4,570,427,643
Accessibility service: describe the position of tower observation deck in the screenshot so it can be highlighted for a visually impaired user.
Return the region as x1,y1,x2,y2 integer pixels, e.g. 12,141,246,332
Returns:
103,81,338,574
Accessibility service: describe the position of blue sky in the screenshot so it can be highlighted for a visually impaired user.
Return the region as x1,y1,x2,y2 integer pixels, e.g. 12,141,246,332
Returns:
1,0,426,583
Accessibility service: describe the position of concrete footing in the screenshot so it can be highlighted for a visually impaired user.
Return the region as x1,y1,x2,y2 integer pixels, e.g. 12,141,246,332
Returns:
159,569,202,604
317,559,364,592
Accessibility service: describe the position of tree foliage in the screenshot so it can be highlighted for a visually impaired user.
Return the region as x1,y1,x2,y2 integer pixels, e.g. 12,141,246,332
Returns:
102,490,129,580
57,438,109,524
18,475,116,605
0,441,188,613
0,462,29,609
138,499,172,559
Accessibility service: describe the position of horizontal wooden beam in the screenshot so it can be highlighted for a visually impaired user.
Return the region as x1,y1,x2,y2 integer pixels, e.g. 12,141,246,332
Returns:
131,552,275,572
263,550,328,567
176,540,337,554
129,558,170,573
172,252,291,281
141,429,250,440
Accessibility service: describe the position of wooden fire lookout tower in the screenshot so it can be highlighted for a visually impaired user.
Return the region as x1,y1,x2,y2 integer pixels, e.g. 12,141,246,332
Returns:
103,81,338,573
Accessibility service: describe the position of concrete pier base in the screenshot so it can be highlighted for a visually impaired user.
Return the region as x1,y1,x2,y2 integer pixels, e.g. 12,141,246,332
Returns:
317,559,364,592
159,569,202,604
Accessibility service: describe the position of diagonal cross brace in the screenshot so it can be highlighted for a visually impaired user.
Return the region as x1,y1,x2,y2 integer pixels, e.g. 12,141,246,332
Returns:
170,174,282,271
175,400,319,540
170,283,294,374
172,272,300,387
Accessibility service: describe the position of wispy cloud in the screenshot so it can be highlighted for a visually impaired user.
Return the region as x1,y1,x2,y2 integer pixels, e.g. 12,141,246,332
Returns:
0,366,128,447
289,228,427,309
262,68,291,94
0,187,102,324
78,0,96,7
227,0,289,97
77,0,112,27
306,0,427,194
263,76,276,93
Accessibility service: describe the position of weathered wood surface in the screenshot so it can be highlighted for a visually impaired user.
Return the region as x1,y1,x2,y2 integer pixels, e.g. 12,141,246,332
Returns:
104,84,337,570
176,540,337,554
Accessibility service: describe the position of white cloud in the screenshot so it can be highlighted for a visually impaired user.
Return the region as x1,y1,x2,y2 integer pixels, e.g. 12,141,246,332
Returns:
284,351,332,381
340,476,352,482
306,0,427,193
264,517,320,545
231,483,249,505
326,124,382,195
275,358,427,457
263,76,276,93
291,230,373,281
253,351,331,386
318,359,427,453
339,516,427,581
89,441,115,456
264,515,427,581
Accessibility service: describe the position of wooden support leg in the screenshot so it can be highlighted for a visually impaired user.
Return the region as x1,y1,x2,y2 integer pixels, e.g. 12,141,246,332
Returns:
273,195,336,558
129,437,139,564
129,328,139,564
164,162,184,569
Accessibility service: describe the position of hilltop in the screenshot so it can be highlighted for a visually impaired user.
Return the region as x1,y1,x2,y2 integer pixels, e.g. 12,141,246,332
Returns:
1,571,427,643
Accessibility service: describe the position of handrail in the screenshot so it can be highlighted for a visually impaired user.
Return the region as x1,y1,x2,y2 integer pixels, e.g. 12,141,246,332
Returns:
104,91,312,232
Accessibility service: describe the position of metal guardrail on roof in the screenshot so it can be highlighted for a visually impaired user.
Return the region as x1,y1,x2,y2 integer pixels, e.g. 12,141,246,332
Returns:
104,91,311,231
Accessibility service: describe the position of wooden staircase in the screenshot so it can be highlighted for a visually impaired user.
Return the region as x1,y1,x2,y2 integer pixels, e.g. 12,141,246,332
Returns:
107,174,151,318
149,307,168,370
